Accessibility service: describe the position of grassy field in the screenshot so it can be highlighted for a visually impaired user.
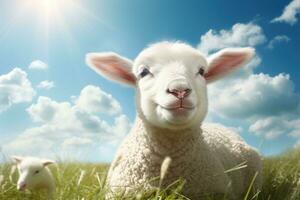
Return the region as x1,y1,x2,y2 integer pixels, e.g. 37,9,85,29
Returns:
1,150,300,200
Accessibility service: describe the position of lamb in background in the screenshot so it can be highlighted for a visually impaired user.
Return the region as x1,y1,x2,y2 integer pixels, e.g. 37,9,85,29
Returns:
11,156,55,198
86,41,262,199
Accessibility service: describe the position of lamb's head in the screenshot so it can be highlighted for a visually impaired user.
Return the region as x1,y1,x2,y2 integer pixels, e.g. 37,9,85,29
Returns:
86,42,254,130
11,156,54,191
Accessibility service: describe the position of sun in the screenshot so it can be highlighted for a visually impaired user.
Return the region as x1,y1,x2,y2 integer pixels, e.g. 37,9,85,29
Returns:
24,0,74,22
19,0,102,31
0,0,105,50
37,0,62,16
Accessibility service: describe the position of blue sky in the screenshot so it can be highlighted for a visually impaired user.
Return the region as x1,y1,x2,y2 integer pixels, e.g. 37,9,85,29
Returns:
0,0,299,162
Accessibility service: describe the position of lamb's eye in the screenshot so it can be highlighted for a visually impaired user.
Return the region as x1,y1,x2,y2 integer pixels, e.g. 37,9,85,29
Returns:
34,170,40,174
198,67,205,76
139,67,151,78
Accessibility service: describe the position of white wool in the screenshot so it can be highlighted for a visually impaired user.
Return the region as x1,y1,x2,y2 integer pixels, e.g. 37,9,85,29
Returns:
86,41,262,199
12,156,55,198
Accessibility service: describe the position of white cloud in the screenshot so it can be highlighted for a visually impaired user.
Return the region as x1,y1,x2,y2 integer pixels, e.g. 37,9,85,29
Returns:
267,35,290,49
75,85,122,115
107,114,132,142
208,71,300,140
271,0,300,25
27,96,73,123
199,22,300,143
37,80,55,90
197,23,266,55
289,119,300,137
2,85,131,161
62,137,93,149
249,117,294,139
209,73,299,119
0,68,36,112
28,60,48,70
249,117,300,140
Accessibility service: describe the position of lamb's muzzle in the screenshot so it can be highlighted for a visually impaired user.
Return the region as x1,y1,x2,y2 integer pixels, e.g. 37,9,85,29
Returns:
17,181,26,191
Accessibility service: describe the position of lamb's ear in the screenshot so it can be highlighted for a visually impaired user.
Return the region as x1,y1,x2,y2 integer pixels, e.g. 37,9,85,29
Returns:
11,156,23,164
42,159,55,167
204,47,255,83
86,52,136,87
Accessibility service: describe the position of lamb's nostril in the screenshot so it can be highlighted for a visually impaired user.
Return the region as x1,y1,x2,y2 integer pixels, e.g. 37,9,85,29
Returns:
167,88,192,99
184,88,192,96
17,182,26,191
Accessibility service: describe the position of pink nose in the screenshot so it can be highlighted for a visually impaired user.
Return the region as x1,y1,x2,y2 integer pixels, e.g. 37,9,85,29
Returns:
17,182,26,191
167,88,191,99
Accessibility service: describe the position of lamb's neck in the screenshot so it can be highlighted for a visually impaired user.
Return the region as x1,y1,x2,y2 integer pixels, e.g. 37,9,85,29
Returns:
134,115,204,157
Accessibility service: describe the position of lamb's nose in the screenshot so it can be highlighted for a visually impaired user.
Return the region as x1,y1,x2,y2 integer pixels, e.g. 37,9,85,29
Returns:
167,88,191,99
17,182,26,191
167,78,192,99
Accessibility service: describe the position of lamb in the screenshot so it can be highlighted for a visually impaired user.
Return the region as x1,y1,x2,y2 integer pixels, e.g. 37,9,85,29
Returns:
11,156,56,198
86,41,262,199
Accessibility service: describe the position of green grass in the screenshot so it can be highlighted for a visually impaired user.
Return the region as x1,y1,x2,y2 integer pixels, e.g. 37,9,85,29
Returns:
1,150,300,200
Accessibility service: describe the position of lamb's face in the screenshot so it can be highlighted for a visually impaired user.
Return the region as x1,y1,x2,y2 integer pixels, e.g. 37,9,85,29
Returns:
86,41,254,130
17,160,45,190
11,156,54,191
133,44,208,129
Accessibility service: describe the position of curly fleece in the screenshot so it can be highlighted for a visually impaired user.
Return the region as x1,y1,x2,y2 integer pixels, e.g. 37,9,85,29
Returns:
107,116,262,199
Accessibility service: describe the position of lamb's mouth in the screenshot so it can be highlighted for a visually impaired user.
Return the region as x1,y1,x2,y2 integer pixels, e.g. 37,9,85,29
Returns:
158,104,195,115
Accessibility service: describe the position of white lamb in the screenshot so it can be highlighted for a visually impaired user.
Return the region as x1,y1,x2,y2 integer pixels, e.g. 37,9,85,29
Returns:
86,41,262,199
11,156,55,198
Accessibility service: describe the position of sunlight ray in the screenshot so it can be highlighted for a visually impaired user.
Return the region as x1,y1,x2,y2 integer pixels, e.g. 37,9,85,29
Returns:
0,0,113,51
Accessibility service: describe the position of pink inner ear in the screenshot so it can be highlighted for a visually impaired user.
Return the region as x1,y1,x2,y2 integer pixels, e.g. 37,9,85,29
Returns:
204,53,246,82
92,57,136,85
12,156,23,164
43,160,55,166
